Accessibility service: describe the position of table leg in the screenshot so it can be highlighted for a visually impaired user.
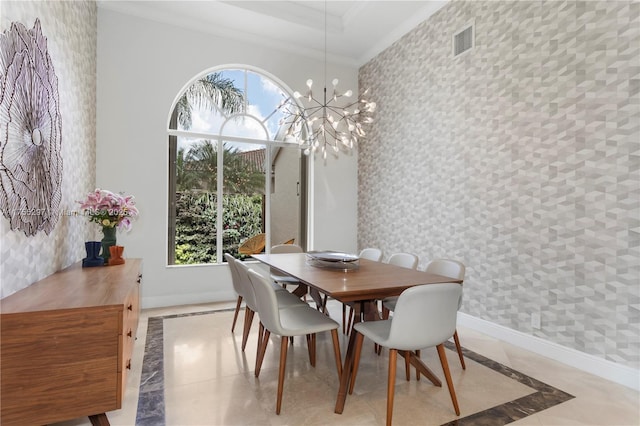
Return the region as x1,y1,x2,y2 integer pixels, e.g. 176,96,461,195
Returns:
335,328,358,414
309,288,325,311
291,284,308,298
398,350,442,387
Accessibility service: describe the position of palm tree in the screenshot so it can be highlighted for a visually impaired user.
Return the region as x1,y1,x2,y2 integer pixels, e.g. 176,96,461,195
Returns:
176,147,199,191
176,72,245,130
184,140,264,194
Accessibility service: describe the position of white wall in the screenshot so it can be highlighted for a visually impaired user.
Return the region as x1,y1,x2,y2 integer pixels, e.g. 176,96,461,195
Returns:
97,8,358,308
1,1,97,298
359,0,640,369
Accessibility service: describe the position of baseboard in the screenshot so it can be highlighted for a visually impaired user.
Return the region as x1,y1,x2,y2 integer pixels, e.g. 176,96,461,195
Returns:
457,312,640,392
142,290,236,310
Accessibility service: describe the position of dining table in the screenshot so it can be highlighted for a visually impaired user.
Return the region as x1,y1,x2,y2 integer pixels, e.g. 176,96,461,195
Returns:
251,252,463,414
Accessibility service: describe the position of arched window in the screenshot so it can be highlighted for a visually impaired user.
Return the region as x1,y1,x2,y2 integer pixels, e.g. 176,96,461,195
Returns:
167,66,308,265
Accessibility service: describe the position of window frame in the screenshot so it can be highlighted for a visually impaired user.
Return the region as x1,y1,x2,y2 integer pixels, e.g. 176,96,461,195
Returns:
166,65,311,266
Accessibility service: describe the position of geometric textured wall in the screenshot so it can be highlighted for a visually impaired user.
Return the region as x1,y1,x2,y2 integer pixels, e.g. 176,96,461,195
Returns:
359,0,640,368
0,1,97,298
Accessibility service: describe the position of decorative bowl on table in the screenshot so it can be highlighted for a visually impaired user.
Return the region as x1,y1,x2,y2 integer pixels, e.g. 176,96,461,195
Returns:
306,251,360,271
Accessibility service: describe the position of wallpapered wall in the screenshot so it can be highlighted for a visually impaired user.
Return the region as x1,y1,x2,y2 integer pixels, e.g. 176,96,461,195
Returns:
0,1,97,298
359,0,639,368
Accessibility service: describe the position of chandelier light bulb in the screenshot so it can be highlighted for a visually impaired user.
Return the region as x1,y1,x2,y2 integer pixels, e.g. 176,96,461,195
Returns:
281,76,375,157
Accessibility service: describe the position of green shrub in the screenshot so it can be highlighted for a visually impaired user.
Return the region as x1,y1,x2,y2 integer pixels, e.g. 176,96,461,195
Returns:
174,191,262,264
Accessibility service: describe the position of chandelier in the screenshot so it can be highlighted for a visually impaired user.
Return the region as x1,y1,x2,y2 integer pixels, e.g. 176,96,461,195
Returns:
279,3,376,158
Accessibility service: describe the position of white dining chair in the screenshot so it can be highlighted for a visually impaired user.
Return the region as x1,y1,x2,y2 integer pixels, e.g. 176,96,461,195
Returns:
246,268,343,414
234,259,306,351
382,258,467,370
233,258,261,351
270,243,332,313
387,252,418,269
224,253,244,333
349,282,463,426
359,247,383,262
270,243,304,289
346,252,419,337
342,248,384,334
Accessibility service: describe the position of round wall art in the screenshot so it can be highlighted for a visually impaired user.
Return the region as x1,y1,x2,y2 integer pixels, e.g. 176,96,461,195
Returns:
0,18,63,236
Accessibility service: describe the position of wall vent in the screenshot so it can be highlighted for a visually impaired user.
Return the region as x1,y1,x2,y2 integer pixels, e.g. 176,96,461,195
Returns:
453,22,474,57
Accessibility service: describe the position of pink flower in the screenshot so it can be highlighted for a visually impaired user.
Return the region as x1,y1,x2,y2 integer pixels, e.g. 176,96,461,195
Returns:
77,188,139,231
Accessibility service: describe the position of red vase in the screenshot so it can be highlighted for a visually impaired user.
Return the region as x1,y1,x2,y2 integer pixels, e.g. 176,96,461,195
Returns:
108,245,125,266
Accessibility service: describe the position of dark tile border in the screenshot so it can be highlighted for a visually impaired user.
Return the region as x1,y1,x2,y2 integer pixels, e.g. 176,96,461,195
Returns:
135,309,573,426
441,341,574,426
135,308,237,426
135,317,166,426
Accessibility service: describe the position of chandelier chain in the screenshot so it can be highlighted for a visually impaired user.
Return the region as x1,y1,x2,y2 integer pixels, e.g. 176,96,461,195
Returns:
279,0,376,158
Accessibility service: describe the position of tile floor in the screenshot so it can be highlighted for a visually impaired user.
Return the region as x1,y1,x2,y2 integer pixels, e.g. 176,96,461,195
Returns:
54,299,639,426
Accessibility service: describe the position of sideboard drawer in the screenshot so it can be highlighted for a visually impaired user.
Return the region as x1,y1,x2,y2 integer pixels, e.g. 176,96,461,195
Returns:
0,259,143,426
1,309,121,425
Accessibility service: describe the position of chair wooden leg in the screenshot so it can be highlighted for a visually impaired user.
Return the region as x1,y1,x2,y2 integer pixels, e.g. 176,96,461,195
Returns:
257,322,264,358
306,334,313,365
276,337,289,414
342,304,347,334
404,351,411,381
305,334,317,366
231,295,243,332
386,349,397,426
330,329,342,380
453,329,466,370
348,332,365,394
241,308,255,351
255,326,270,377
415,349,421,380
375,310,386,356
437,344,460,416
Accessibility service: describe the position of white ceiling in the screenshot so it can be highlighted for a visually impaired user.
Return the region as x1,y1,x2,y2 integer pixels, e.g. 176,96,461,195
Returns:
97,1,448,67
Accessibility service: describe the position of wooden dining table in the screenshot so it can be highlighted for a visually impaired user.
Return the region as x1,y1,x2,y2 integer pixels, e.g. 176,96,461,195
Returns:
251,252,463,414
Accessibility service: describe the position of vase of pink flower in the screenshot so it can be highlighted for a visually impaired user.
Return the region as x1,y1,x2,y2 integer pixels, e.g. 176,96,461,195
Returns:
78,189,138,265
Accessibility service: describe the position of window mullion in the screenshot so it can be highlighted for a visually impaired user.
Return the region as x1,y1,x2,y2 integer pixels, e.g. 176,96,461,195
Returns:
216,137,224,264
265,146,271,252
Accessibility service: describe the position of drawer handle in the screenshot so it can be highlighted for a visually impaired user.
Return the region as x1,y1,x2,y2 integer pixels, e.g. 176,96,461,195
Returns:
137,274,142,283
126,360,131,370
127,330,132,338
127,304,133,311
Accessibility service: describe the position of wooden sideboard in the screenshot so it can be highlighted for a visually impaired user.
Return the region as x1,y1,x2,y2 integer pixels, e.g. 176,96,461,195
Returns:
0,259,142,426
